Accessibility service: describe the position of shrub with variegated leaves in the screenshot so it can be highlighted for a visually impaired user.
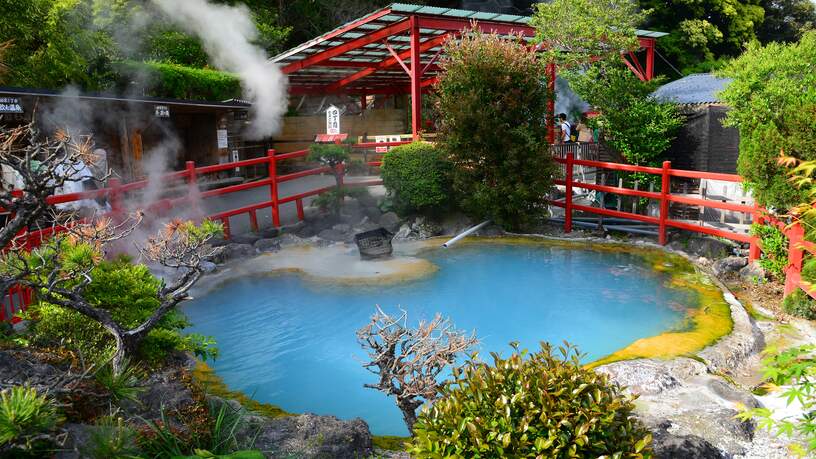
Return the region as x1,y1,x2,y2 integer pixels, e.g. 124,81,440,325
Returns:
408,342,652,458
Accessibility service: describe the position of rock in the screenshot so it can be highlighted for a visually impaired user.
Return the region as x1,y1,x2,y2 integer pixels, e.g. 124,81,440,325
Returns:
121,367,195,425
223,243,257,260
250,413,372,459
706,378,762,409
255,238,282,253
596,357,707,396
440,213,473,236
412,217,443,239
57,423,101,459
740,261,766,283
357,192,378,208
363,205,383,221
712,256,748,277
318,229,348,242
652,428,725,459
712,408,755,442
306,215,340,233
207,236,231,248
393,224,413,241
278,233,308,247
379,212,402,232
296,225,317,238
200,261,217,273
477,223,504,237
259,227,281,239
230,233,261,245
685,237,735,259
332,223,351,233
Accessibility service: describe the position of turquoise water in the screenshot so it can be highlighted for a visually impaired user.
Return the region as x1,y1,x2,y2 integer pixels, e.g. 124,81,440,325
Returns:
183,243,695,436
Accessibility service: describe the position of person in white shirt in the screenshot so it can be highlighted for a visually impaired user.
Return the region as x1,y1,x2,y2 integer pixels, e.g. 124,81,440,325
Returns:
558,113,571,143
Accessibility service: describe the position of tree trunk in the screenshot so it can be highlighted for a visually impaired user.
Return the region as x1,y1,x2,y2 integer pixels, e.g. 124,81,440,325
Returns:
397,398,422,434
107,326,140,375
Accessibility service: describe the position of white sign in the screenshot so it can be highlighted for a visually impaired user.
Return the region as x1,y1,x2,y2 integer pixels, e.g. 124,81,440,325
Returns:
154,105,170,118
216,129,228,149
0,97,23,114
326,105,340,135
232,150,240,172
375,135,403,153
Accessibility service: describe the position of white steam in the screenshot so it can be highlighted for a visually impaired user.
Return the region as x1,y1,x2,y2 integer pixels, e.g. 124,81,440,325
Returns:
153,0,288,140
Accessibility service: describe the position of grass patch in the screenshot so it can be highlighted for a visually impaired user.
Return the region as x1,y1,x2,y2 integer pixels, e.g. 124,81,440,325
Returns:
192,361,290,419
372,435,409,451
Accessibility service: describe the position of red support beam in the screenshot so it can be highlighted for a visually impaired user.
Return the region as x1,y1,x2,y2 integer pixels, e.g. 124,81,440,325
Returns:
410,15,423,139
384,40,411,75
324,33,449,92
282,19,410,73
416,16,535,37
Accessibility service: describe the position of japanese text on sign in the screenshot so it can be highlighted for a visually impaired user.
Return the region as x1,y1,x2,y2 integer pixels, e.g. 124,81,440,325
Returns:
326,105,340,135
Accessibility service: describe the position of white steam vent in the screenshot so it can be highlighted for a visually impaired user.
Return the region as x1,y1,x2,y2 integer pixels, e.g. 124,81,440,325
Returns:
153,0,289,140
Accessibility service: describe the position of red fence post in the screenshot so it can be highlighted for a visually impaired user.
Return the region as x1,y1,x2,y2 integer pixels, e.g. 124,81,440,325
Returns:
749,203,763,262
785,223,805,297
659,160,671,245
268,149,280,227
564,152,573,233
108,178,123,222
296,199,305,221
186,161,196,187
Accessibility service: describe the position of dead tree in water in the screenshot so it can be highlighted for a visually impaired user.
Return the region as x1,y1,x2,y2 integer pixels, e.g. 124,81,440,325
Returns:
357,306,478,433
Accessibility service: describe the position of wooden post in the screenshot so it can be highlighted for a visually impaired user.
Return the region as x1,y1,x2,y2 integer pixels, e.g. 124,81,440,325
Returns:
108,178,123,222
659,161,671,245
749,203,763,262
784,223,805,297
268,149,280,227
565,152,573,233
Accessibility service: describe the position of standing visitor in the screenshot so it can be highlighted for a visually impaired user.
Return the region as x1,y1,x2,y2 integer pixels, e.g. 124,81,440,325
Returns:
558,113,571,143
576,115,593,143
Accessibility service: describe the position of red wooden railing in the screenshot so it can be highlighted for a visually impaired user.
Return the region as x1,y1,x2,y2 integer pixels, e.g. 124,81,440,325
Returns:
1,140,411,321
553,153,761,253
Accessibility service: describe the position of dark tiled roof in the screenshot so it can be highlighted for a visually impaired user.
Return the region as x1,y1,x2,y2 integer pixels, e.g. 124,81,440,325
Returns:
652,73,732,105
0,86,251,109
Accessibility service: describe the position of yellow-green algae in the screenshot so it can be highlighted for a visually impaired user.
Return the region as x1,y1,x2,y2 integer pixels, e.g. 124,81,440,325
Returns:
193,361,291,418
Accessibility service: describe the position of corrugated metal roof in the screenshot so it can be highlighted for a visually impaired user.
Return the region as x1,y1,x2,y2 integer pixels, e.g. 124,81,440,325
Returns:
652,73,732,105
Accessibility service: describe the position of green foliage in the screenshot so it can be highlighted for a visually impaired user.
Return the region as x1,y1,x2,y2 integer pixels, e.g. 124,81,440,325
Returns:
750,223,789,279
757,0,816,44
0,0,117,89
0,386,60,447
532,0,646,66
95,360,144,403
782,289,816,319
381,142,451,215
308,143,350,170
738,344,816,456
81,415,141,459
120,61,242,101
718,32,816,209
564,61,683,174
24,256,217,365
177,450,265,459
435,31,557,230
409,342,652,458
639,0,765,73
310,187,367,215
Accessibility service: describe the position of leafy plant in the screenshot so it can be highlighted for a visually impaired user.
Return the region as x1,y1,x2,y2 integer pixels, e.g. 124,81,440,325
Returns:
435,30,557,230
750,223,789,279
738,344,816,456
409,342,652,458
782,289,816,319
95,360,144,403
310,187,367,215
381,142,451,215
0,386,60,448
119,61,242,101
82,415,141,459
718,31,816,209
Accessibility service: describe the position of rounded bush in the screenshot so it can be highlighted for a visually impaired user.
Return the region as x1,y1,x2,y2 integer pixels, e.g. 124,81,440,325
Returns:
409,342,652,458
381,142,451,214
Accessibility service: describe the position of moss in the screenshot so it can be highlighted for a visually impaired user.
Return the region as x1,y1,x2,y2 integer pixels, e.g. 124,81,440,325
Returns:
742,300,775,322
372,435,409,451
192,361,290,418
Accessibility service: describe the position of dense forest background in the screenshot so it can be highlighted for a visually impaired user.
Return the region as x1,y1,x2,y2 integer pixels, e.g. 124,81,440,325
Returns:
0,0,813,99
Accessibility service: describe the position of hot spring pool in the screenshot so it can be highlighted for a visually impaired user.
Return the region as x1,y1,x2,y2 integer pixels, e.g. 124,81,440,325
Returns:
183,240,725,436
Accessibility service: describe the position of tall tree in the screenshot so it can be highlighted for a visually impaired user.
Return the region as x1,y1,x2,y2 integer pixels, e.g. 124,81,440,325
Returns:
639,0,766,73
756,0,816,44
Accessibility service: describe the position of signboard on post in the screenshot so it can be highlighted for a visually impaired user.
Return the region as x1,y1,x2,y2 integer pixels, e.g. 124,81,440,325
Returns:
216,129,229,149
0,97,23,114
326,105,340,135
154,105,170,118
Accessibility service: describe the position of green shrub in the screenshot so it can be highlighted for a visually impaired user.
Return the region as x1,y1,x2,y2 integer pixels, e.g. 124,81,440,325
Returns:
435,31,558,230
95,360,144,403
409,342,652,458
81,415,141,459
782,289,816,319
118,61,242,101
0,386,60,448
750,223,789,279
802,257,816,285
24,256,217,365
381,142,451,214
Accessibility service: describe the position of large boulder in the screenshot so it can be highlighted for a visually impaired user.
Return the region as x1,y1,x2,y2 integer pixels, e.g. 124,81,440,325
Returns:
712,256,748,277
652,427,725,459
379,212,402,232
684,237,735,259
440,213,473,236
255,238,282,253
223,243,257,260
230,233,261,245
412,216,443,239
739,261,767,283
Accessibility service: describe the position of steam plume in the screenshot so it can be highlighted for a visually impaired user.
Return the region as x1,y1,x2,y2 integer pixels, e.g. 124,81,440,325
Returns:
153,0,288,140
